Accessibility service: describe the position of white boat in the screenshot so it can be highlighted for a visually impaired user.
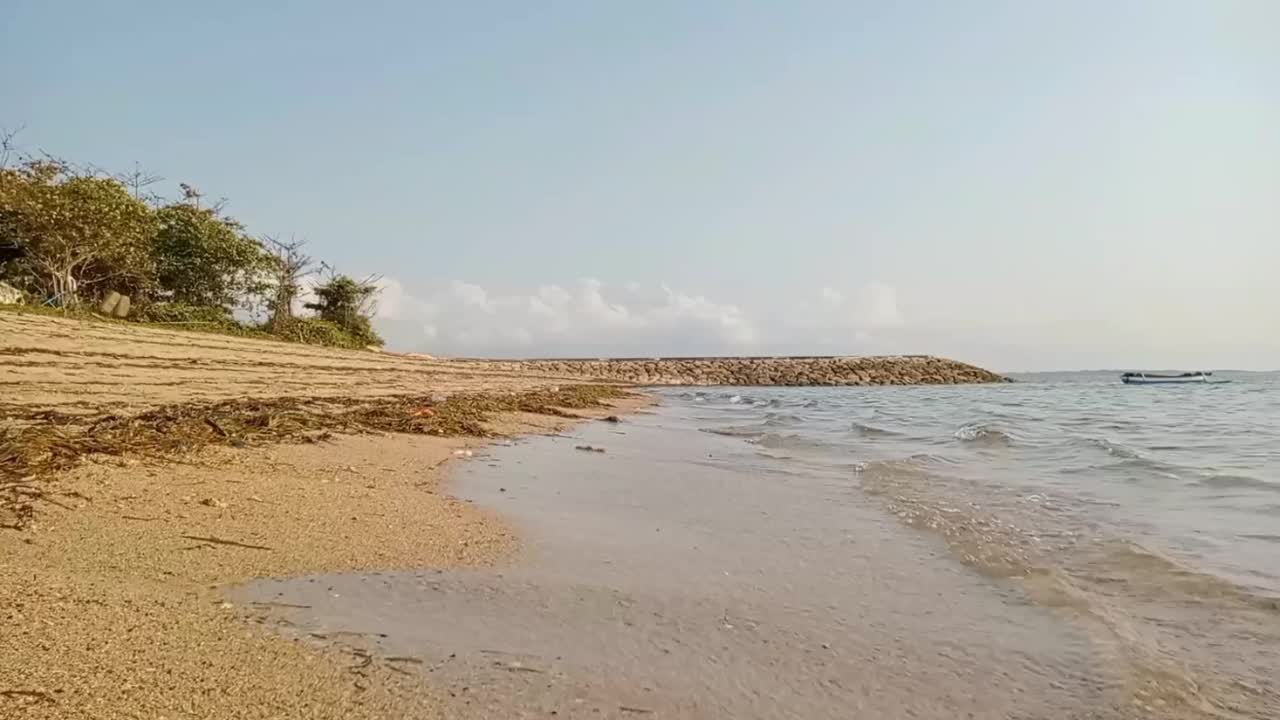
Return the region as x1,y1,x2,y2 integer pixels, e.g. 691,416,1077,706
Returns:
1120,371,1211,385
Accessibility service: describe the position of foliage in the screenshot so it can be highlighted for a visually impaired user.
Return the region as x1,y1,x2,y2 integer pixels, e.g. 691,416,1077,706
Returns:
136,301,235,325
0,159,157,306
151,203,273,308
271,316,371,350
261,236,313,333
304,273,384,347
0,132,392,352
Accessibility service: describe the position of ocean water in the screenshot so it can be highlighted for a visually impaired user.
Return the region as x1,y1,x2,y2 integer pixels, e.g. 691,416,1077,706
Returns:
237,371,1280,719
673,371,1280,716
685,372,1280,595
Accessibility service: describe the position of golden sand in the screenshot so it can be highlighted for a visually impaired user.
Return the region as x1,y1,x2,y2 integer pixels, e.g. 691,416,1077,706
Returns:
1,312,648,719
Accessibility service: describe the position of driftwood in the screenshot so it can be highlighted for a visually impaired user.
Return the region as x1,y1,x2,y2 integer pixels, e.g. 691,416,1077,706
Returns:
180,534,273,551
1,689,55,703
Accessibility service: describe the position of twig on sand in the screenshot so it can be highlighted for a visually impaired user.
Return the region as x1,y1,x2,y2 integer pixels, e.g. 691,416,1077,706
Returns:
386,656,424,665
203,418,229,437
1,689,55,703
619,707,654,714
180,534,273,551
121,515,158,522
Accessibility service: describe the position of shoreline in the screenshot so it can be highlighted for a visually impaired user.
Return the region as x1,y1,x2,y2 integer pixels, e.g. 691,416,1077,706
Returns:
1,312,1010,718
0,313,1004,418
233,399,1117,719
0,389,652,718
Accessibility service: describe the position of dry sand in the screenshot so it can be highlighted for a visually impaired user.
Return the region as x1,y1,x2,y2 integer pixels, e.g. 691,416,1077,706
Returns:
0,312,649,719
0,311,597,414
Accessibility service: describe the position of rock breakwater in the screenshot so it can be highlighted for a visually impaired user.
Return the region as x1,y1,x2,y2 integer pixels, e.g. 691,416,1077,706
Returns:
472,356,1005,386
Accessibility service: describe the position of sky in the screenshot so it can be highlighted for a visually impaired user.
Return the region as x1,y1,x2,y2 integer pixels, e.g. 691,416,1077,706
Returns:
3,1,1278,371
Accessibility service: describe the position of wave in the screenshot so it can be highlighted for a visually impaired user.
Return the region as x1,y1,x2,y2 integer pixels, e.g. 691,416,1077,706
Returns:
701,425,765,439
1087,437,1143,460
762,412,803,427
1063,444,1191,479
851,421,900,438
953,423,1015,446
1239,533,1280,544
750,432,835,453
1194,473,1280,494
856,461,1280,715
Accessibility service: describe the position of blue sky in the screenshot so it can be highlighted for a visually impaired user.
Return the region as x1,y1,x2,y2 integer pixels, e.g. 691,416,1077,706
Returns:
4,1,1278,370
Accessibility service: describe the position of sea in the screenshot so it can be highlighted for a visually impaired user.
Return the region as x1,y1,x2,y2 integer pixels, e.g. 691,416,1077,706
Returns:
238,371,1280,719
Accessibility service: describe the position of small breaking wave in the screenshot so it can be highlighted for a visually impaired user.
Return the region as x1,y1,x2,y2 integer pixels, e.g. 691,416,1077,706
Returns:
750,432,836,453
701,425,765,439
953,423,1015,446
1087,437,1143,460
857,457,1280,716
762,412,803,427
851,421,900,438
1239,533,1280,544
1194,473,1280,494
1062,449,1191,480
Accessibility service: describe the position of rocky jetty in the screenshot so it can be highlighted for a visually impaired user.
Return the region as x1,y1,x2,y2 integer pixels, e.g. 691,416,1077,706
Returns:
478,356,1004,386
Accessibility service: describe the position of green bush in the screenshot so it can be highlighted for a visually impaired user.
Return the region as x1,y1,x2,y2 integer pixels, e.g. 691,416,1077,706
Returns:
271,317,371,350
136,302,235,324
304,274,384,347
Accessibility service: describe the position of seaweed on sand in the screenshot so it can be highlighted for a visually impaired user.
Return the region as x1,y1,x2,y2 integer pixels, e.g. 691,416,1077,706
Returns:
0,384,629,529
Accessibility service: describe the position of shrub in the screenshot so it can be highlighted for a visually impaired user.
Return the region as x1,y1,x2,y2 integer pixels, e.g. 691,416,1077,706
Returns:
271,317,371,350
137,302,235,325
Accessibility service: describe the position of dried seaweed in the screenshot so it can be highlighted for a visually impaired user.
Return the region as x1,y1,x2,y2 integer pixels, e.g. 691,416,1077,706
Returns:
0,384,628,529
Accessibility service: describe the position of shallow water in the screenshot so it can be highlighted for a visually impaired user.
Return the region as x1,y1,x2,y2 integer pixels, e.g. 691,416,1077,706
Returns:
674,373,1280,717
237,373,1280,718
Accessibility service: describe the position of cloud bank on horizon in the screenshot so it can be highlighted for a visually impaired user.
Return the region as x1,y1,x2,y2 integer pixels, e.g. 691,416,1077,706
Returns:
367,276,1280,372
372,277,904,359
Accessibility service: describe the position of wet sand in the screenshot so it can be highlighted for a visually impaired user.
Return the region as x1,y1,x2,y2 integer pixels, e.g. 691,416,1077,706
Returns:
237,411,1131,718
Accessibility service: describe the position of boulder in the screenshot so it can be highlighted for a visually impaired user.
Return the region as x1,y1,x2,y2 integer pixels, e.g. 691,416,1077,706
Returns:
98,291,122,314
0,282,22,305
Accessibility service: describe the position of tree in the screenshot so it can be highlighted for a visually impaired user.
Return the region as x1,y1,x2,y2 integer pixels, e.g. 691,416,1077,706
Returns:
0,158,157,306
151,202,272,308
114,162,163,203
305,269,384,346
261,235,314,333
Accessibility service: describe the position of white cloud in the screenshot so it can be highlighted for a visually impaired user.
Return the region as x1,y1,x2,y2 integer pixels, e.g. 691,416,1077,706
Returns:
793,281,904,334
852,282,903,328
368,277,906,357
373,277,407,319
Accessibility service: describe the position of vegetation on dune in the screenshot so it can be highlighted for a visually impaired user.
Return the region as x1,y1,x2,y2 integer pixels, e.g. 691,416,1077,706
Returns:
0,130,383,349
304,271,385,348
0,158,157,304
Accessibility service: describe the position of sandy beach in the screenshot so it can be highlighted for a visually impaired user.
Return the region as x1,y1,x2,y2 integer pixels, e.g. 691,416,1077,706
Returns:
1,312,646,719
0,312,605,414
7,312,1269,719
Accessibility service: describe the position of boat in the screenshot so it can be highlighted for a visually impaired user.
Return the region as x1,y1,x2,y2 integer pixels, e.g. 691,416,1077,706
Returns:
1120,371,1211,385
